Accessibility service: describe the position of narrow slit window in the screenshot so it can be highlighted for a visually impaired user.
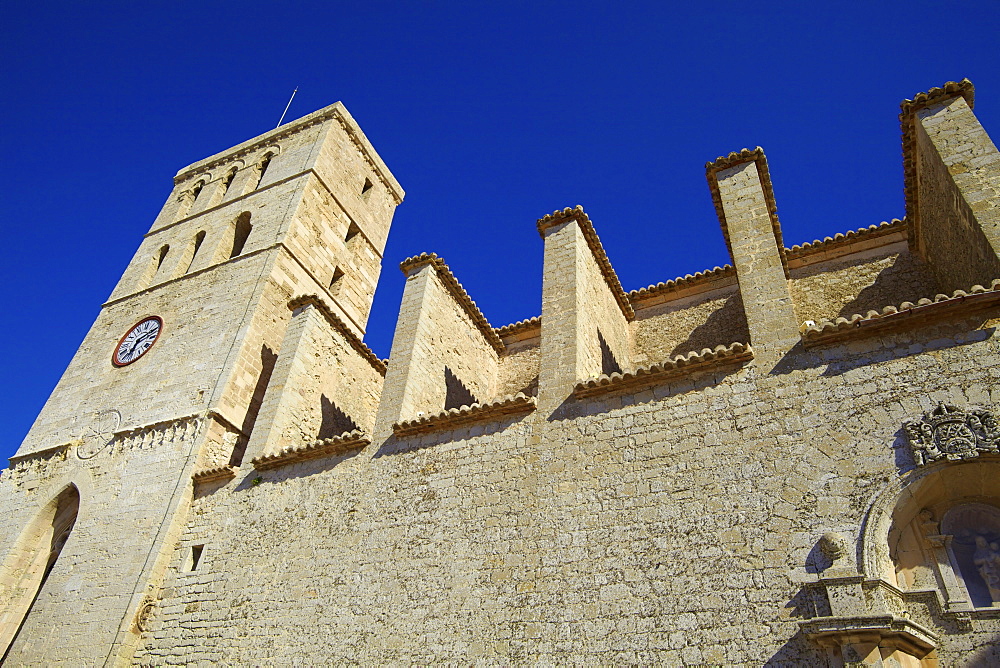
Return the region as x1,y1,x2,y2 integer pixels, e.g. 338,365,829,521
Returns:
156,244,170,270
191,180,205,202
230,213,252,258
361,178,373,197
187,544,205,572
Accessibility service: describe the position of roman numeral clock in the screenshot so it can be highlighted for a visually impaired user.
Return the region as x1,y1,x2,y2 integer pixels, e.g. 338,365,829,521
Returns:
112,316,163,367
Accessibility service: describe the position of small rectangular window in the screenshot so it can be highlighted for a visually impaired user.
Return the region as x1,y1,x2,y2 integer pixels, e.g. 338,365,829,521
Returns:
186,544,205,572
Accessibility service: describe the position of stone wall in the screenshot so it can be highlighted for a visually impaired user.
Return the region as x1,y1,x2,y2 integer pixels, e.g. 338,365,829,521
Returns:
631,284,749,365
134,316,1000,666
789,242,940,324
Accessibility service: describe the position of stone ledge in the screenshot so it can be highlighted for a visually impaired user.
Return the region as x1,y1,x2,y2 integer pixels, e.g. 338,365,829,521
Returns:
399,253,505,354
628,265,736,304
799,615,938,656
574,342,753,398
801,279,1000,346
288,295,386,375
536,206,634,320
8,442,72,468
900,78,975,256
786,219,906,264
251,430,370,470
496,316,540,339
705,147,788,278
393,393,536,437
191,465,237,484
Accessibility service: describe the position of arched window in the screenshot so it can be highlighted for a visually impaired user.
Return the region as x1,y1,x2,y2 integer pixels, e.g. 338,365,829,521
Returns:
254,153,273,190
184,231,206,274
0,485,80,659
138,244,170,290
220,167,237,197
230,213,252,258
175,180,205,221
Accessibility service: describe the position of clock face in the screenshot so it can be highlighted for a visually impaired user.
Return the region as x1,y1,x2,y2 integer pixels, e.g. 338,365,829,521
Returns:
113,316,163,367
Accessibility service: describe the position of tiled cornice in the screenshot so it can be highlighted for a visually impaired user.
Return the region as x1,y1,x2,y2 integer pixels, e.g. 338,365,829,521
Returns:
786,220,905,262
628,265,736,303
399,253,506,354
252,430,370,470
393,393,536,437
537,206,634,320
574,342,753,398
801,278,1000,346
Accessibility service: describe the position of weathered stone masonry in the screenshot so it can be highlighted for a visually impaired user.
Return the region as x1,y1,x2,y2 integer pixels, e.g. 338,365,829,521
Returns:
2,80,1000,666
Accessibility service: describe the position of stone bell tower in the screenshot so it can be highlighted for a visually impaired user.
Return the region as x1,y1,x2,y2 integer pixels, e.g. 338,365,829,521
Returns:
0,103,402,665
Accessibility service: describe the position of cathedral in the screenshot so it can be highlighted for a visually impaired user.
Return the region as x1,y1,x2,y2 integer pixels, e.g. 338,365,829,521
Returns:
1,79,999,666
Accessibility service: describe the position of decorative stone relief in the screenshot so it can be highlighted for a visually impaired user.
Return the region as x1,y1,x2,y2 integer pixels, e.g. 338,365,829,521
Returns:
77,409,122,459
903,403,999,466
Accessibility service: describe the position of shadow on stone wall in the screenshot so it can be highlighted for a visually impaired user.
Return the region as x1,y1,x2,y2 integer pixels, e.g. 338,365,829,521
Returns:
551,363,747,422
769,319,996,378
836,252,940,320
374,413,532,458
670,293,750,359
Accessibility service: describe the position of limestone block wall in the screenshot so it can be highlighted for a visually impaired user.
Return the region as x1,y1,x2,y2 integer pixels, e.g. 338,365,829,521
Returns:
378,258,501,427
18,252,275,458
151,117,329,233
133,313,1000,666
110,176,311,302
630,282,749,365
311,112,403,254
495,325,540,398
537,211,632,411
243,301,384,462
789,241,940,324
0,418,204,666
908,90,1000,293
284,176,384,333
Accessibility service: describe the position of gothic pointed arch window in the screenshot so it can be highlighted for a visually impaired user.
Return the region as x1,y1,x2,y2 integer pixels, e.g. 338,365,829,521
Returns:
0,485,80,659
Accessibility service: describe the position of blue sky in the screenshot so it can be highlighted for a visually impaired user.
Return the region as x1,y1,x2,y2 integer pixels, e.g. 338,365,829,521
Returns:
2,1,998,460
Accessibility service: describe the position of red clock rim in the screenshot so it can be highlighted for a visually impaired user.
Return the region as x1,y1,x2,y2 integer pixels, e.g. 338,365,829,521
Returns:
112,316,163,367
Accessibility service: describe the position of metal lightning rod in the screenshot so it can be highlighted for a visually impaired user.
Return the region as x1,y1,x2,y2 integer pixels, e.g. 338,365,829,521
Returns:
276,87,299,128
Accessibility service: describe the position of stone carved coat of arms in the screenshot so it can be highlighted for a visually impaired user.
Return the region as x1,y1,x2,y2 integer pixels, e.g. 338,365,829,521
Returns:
903,403,1000,466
